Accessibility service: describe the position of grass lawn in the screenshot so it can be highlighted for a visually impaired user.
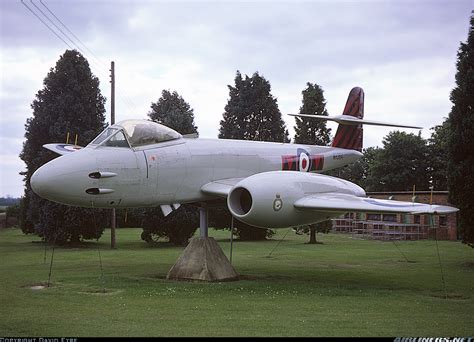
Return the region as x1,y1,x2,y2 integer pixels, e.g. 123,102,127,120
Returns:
0,227,472,337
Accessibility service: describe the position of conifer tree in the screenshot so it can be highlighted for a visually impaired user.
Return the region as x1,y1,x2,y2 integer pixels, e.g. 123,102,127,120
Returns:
219,71,289,142
19,50,107,244
148,90,197,135
447,15,474,246
428,121,450,191
294,82,331,145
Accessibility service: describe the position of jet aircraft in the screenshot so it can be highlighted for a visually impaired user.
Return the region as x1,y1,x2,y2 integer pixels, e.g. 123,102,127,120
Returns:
31,87,458,229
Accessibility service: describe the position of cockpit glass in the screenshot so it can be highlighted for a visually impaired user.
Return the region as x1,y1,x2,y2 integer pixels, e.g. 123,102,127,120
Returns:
90,128,118,145
88,120,181,149
103,130,130,148
120,120,181,147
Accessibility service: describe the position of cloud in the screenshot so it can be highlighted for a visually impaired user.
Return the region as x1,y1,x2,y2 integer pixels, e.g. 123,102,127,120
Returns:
0,0,472,197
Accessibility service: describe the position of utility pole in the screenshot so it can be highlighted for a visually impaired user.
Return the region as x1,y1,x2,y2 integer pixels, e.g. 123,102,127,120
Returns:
110,61,116,249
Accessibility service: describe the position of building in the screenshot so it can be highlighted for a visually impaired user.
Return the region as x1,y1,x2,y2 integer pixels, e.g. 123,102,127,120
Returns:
331,191,457,241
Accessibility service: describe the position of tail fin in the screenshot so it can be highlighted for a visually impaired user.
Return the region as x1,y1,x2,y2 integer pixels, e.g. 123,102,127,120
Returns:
331,87,364,152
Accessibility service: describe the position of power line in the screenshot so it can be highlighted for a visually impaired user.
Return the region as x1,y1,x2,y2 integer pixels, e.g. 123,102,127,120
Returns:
20,0,73,49
38,0,139,110
39,0,105,67
30,0,84,55
29,1,112,85
21,0,139,114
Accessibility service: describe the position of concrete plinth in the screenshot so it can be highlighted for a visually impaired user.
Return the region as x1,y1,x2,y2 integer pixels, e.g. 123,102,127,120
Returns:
167,237,239,282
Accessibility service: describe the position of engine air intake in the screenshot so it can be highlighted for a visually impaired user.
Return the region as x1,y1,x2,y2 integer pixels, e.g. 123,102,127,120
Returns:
228,187,253,215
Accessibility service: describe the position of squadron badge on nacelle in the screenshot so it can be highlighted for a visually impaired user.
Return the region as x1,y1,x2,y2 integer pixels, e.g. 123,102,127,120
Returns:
273,194,283,211
281,148,324,172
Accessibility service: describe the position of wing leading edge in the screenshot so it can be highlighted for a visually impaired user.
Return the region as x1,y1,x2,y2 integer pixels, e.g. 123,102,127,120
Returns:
294,193,458,214
201,178,244,198
43,143,83,156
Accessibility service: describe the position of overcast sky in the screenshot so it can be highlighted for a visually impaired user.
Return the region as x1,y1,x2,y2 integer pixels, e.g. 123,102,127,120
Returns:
0,0,472,198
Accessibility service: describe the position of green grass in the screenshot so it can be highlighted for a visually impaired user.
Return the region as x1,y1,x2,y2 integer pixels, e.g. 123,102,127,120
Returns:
0,228,472,337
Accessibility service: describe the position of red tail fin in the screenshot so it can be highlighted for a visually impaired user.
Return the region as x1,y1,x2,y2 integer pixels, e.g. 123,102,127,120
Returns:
331,87,364,152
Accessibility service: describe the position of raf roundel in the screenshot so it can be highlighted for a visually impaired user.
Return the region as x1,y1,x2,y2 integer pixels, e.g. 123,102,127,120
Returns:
299,150,310,172
56,144,82,153
273,194,283,212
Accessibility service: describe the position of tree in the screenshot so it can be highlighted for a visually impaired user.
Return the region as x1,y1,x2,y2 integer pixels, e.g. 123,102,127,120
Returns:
294,82,331,145
294,220,332,244
141,205,199,246
141,90,199,245
148,90,198,135
365,131,430,192
329,147,381,191
219,71,289,142
447,15,474,246
3,203,20,228
428,120,450,190
19,50,107,244
294,82,332,243
218,71,288,240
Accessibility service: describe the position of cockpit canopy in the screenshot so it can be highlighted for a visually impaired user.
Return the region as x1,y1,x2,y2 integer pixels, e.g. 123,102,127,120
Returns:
89,119,182,148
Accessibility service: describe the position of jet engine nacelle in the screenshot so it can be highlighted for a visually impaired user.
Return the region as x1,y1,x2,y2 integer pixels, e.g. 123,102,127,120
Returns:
227,171,365,228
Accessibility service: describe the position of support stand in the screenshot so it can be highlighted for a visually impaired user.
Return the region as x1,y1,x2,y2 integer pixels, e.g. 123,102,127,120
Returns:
167,204,238,282
199,206,208,238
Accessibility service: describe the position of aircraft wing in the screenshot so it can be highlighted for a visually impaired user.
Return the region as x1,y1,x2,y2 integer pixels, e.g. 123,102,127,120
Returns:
294,193,459,214
43,143,83,156
201,178,244,197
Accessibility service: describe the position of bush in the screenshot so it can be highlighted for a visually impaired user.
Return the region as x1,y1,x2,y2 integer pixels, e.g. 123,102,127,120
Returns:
141,205,199,246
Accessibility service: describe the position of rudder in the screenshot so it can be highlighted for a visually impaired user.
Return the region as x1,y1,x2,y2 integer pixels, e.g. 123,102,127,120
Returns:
331,87,364,152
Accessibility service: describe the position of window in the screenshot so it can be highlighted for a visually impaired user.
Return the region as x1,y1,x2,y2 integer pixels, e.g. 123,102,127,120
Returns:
383,214,397,222
89,120,182,149
104,131,130,148
367,213,381,221
120,120,181,147
90,128,118,145
439,215,447,227
414,215,420,224
427,215,435,226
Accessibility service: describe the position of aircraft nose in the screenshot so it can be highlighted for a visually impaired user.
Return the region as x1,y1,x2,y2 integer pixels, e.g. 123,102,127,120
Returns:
29,150,100,206
31,164,50,198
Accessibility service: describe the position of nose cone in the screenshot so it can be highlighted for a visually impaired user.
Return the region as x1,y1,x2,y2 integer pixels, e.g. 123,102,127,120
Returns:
29,150,97,206
30,158,70,202
31,164,50,199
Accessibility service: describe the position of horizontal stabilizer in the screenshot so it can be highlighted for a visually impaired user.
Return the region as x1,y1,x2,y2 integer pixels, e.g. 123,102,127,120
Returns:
288,114,422,129
43,143,83,156
294,193,458,214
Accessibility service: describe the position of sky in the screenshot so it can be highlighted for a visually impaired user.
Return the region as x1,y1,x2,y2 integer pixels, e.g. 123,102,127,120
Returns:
0,0,472,198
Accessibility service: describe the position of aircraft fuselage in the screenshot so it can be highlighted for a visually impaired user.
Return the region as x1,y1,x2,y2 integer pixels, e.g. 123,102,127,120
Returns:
31,137,362,209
